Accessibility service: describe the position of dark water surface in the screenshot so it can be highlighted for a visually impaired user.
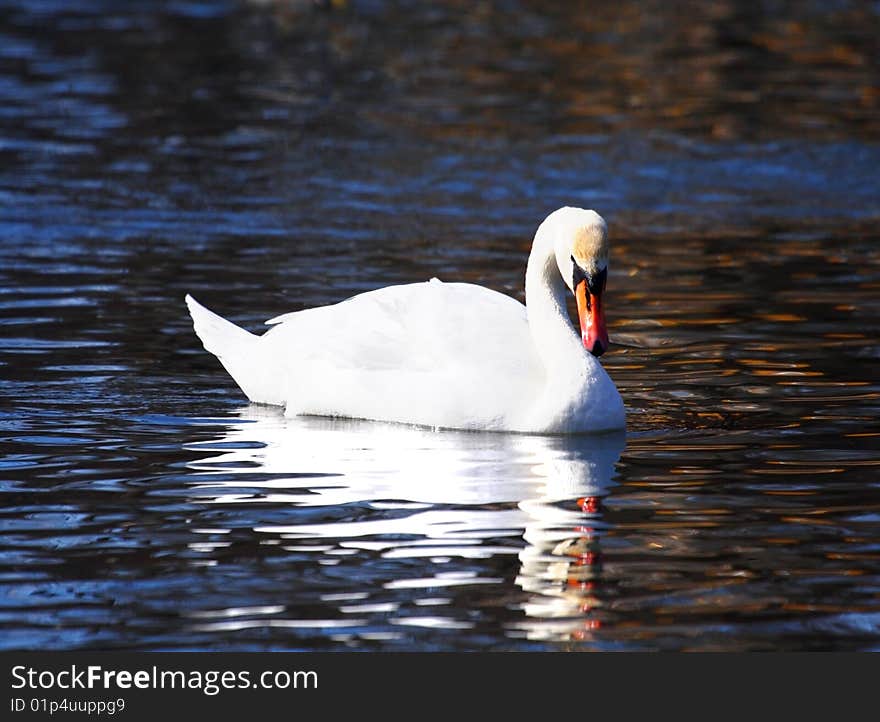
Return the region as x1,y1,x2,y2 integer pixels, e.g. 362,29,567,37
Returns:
2,0,879,651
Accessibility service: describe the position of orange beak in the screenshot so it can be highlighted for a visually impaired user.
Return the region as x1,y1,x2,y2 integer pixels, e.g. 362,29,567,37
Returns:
575,279,608,357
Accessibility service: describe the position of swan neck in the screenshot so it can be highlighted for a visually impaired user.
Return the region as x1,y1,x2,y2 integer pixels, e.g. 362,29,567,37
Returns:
525,226,582,373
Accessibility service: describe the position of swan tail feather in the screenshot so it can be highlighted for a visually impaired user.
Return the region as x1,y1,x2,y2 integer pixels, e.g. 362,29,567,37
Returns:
185,294,282,405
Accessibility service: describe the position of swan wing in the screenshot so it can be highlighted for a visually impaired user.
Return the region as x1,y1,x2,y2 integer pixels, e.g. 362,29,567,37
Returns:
260,279,543,428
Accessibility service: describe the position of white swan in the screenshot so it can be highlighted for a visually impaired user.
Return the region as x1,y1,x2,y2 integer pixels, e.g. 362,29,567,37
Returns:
185,206,625,434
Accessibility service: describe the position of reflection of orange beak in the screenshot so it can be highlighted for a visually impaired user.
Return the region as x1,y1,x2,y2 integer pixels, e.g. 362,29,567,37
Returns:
575,280,608,357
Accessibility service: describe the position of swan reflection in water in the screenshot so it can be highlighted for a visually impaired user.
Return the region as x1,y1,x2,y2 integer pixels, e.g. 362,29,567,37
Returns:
185,406,625,643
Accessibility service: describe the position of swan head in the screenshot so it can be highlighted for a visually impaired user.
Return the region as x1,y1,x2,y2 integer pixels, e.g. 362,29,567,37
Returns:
549,207,610,357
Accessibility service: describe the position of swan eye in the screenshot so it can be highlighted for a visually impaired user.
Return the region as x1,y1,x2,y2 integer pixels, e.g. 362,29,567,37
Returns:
571,256,587,290
588,267,607,296
571,259,606,299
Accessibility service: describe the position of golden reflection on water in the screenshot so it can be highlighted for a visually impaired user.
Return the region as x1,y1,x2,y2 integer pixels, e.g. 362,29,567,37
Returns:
258,0,880,143
601,225,880,436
